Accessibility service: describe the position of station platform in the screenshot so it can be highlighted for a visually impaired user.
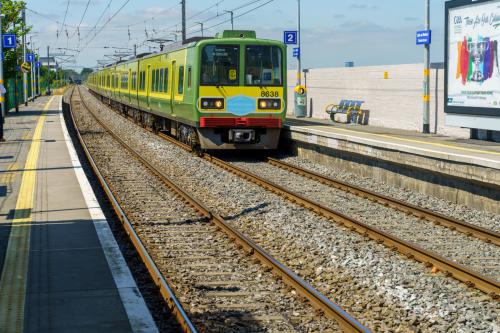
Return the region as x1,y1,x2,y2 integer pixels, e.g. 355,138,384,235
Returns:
0,95,157,332
283,117,500,214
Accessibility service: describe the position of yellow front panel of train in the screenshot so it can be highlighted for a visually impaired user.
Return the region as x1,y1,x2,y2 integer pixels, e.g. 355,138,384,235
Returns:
198,86,284,115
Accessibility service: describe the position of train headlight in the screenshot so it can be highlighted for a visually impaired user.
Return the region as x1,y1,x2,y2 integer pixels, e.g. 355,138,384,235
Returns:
200,98,225,110
258,98,281,110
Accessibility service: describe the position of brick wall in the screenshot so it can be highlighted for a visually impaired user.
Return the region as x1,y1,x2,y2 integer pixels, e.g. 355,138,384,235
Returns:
287,64,469,138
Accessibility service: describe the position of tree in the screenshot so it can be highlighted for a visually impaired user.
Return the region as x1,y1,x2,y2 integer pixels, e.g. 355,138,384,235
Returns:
2,1,31,79
80,68,94,81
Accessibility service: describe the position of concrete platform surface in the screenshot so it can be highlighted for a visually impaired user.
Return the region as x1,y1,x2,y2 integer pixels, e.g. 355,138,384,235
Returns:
0,95,157,332
286,117,500,170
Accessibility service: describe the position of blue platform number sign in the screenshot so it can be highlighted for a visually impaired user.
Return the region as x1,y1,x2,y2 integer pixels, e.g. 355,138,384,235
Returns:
3,34,16,49
27,53,35,63
416,30,431,45
284,31,298,45
36,61,41,69
293,47,300,58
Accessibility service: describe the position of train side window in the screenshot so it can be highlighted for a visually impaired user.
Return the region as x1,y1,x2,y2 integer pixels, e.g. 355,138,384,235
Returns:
131,72,137,90
152,70,156,92
159,69,164,92
140,71,145,91
156,69,160,92
163,68,169,93
178,66,184,95
187,67,192,89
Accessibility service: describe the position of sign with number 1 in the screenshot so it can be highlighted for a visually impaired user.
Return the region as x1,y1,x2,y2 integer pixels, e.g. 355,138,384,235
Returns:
3,34,16,49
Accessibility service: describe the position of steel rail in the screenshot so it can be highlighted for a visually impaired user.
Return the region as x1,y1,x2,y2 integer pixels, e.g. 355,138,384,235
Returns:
76,87,370,333
67,87,198,333
153,135,500,298
266,157,500,246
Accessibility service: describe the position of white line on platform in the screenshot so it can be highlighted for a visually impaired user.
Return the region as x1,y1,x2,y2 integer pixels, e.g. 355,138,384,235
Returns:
58,96,158,333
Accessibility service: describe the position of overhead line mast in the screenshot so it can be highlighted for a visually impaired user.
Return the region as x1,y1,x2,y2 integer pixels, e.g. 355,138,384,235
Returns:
182,0,186,44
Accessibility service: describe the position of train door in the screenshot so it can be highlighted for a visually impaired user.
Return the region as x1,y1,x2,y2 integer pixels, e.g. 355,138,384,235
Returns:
147,65,151,109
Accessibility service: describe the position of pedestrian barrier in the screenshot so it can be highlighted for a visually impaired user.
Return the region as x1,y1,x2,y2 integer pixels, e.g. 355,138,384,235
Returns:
326,99,370,125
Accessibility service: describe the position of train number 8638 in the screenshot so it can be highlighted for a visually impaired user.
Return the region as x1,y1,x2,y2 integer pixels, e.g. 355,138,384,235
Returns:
261,91,280,98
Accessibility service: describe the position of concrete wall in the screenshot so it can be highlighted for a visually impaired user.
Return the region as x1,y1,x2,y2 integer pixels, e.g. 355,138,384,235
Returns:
287,64,469,138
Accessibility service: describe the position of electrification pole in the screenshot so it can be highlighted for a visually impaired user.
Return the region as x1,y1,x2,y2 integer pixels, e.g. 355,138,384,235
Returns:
133,44,137,57
30,36,35,101
37,48,40,96
0,0,5,141
181,0,186,44
22,8,27,106
423,0,430,134
47,45,51,95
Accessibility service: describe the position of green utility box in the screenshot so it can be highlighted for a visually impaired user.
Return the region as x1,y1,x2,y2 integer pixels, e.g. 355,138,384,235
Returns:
294,85,307,118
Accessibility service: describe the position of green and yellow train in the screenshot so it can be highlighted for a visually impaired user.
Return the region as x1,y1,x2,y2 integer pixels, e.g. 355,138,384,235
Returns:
87,30,287,150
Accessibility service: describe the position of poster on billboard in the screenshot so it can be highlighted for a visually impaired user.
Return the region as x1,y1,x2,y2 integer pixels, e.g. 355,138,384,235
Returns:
445,0,500,117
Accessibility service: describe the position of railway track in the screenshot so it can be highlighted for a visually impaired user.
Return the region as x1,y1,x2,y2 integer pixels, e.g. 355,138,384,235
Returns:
265,157,500,246
204,156,500,298
69,86,369,332
152,122,499,299
224,157,500,281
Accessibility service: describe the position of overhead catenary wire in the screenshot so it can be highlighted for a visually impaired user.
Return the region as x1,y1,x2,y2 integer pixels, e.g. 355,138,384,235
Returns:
82,0,113,41
58,0,71,39
72,0,91,39
79,0,131,54
135,0,271,48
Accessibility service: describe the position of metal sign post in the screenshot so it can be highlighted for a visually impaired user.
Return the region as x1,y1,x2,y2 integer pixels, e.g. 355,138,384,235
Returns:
0,1,5,141
22,8,27,106
423,0,431,133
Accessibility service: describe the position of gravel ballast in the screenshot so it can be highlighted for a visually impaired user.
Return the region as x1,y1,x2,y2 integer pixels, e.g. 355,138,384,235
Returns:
80,87,500,333
71,88,340,332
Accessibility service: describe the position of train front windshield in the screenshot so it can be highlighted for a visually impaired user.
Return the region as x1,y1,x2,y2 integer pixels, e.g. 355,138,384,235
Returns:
200,44,283,87
244,45,283,87
201,45,239,86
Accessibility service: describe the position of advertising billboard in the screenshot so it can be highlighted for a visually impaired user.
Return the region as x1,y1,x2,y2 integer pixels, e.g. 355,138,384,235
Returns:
445,0,500,117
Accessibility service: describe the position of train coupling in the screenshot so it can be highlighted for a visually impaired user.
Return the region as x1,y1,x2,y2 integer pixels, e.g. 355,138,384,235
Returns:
229,129,256,143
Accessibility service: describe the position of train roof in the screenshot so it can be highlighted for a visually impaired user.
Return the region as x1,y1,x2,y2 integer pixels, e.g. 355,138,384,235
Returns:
95,30,284,70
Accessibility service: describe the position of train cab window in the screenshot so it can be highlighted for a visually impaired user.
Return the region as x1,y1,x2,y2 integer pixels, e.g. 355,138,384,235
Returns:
245,45,283,86
201,45,239,86
178,66,184,94
187,67,192,89
163,68,169,93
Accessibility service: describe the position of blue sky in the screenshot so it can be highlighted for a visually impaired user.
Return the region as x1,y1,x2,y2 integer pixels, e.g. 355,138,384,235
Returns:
26,0,447,70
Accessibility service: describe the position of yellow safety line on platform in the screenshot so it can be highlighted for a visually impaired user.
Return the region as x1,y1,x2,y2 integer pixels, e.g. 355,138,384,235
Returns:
308,125,500,157
0,96,54,332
